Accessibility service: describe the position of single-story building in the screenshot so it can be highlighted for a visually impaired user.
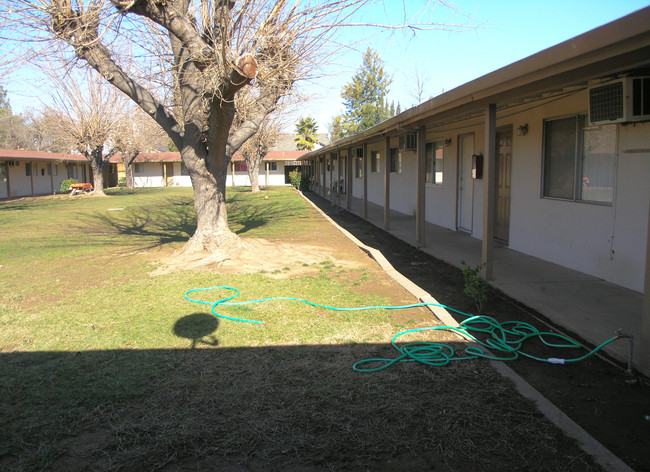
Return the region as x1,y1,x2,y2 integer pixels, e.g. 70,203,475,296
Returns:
301,8,650,370
0,149,90,198
114,150,307,188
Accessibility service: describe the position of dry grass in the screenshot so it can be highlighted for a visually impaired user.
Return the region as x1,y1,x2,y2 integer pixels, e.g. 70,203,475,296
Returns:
0,187,603,471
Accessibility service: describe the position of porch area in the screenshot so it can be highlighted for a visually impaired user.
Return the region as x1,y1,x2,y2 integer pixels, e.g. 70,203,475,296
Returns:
312,192,643,373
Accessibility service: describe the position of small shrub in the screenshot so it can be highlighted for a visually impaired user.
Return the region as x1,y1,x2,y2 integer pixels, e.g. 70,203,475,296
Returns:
60,178,78,193
118,177,127,188
289,169,309,191
461,260,489,314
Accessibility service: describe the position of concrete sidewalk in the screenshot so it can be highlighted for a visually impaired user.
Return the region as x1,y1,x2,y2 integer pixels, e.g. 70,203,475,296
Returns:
323,194,642,372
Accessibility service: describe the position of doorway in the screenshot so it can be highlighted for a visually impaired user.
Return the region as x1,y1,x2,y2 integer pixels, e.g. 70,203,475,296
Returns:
457,133,474,232
495,127,512,244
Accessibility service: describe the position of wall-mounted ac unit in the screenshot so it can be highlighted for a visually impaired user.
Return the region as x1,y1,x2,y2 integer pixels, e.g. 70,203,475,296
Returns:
588,77,650,125
398,132,417,151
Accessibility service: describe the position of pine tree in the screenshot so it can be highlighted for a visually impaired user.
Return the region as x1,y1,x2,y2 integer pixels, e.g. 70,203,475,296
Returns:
329,48,394,139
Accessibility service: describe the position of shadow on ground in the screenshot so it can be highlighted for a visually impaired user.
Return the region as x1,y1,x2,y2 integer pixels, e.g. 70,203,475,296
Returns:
303,191,650,472
1,335,601,471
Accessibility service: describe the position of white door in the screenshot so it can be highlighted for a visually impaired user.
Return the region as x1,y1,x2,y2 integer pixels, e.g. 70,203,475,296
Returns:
457,134,474,232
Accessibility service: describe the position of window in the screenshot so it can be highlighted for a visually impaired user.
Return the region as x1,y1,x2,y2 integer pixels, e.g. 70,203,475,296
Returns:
389,147,401,174
53,164,58,176
234,162,247,172
355,157,363,179
543,115,615,203
267,162,278,171
181,163,190,176
46,163,52,176
425,141,443,184
370,151,380,173
25,162,32,177
134,163,143,174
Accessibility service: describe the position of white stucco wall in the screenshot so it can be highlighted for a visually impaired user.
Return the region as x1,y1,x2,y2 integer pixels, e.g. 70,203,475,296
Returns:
503,91,649,292
134,163,165,188
359,89,649,291
8,162,32,197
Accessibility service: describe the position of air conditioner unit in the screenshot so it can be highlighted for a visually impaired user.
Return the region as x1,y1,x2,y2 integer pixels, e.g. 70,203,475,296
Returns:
588,77,650,125
398,132,417,151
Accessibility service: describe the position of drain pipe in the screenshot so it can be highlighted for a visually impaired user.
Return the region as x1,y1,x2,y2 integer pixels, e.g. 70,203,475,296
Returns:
615,329,634,375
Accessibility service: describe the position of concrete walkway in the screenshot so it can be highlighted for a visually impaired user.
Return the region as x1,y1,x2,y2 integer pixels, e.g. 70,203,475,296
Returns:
322,193,643,372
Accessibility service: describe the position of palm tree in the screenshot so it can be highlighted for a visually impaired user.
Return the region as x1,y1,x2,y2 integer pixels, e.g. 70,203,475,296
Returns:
294,117,319,151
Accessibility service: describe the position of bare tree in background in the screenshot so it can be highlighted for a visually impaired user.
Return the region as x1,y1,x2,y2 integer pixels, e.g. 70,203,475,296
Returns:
112,105,168,189
239,114,281,193
410,65,427,106
3,0,479,258
45,68,126,195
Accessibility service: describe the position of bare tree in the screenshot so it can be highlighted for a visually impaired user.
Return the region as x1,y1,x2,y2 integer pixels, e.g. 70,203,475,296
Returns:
240,114,280,193
112,104,168,189
3,0,479,257
44,67,126,195
410,65,427,106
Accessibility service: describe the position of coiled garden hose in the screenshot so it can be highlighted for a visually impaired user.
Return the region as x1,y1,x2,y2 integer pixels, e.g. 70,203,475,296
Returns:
185,286,622,372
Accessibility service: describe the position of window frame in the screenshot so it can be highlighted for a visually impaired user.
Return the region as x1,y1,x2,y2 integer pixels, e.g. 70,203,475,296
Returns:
541,114,616,205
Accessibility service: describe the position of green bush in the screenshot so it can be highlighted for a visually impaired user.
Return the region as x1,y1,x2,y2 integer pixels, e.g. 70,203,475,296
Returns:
60,178,78,193
289,170,309,191
118,177,127,188
461,260,488,314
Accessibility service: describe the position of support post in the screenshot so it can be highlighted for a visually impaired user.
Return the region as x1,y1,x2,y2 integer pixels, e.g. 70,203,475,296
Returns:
416,127,426,247
329,152,334,202
30,161,35,196
337,148,342,206
482,103,497,280
321,155,327,198
346,148,353,211
363,142,368,219
6,162,11,197
49,163,55,195
384,135,391,230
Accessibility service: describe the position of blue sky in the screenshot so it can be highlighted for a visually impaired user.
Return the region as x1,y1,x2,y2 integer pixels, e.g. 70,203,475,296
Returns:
291,0,650,133
4,1,650,134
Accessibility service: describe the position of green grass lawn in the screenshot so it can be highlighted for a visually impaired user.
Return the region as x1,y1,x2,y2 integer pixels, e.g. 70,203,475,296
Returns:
0,186,399,352
0,187,601,471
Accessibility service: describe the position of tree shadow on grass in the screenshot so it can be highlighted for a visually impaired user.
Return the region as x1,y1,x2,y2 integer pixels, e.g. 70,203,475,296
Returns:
79,199,197,248
0,327,604,471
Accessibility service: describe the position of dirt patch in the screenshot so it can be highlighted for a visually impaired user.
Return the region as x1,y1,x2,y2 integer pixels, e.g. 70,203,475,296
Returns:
150,237,368,279
305,192,650,472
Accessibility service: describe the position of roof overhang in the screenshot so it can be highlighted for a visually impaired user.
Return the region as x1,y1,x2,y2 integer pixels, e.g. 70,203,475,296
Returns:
306,6,650,157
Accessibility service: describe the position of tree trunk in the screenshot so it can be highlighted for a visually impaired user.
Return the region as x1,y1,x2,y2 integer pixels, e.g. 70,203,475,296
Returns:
183,156,241,257
88,148,107,196
123,155,134,189
248,162,260,193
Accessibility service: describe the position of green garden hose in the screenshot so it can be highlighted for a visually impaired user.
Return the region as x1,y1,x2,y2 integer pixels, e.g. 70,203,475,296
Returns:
185,286,622,372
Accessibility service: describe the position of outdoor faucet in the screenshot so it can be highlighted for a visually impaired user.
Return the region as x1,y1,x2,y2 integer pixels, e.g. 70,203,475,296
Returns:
615,329,634,376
